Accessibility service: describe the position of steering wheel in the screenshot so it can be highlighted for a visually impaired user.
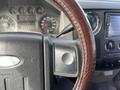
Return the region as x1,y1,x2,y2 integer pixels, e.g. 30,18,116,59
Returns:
0,0,95,90
53,0,96,90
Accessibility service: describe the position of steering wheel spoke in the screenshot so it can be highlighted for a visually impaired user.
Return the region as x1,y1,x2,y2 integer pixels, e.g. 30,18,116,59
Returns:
52,38,81,77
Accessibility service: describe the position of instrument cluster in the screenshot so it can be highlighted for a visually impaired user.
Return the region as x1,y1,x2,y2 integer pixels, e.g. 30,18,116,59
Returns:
0,4,60,35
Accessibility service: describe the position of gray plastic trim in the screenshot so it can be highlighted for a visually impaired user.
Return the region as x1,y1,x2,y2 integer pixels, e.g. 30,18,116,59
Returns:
44,37,54,90
0,32,43,40
76,0,120,9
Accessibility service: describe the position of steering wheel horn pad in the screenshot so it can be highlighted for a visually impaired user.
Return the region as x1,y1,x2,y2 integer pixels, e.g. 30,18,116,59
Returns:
53,0,96,90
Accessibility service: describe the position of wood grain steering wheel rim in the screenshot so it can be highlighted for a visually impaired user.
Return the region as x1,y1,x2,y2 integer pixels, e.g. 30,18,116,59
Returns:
53,0,96,90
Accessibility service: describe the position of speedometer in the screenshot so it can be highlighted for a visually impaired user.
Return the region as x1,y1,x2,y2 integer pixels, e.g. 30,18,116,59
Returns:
0,15,16,32
40,16,57,34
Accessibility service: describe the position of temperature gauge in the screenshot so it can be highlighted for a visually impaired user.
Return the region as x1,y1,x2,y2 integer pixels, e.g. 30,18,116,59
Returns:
40,16,57,34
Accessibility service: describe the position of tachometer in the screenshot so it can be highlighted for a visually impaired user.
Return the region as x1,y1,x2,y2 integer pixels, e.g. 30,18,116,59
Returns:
0,15,16,32
40,16,57,34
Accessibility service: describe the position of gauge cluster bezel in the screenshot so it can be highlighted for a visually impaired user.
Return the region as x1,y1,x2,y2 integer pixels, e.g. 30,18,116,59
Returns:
86,11,102,36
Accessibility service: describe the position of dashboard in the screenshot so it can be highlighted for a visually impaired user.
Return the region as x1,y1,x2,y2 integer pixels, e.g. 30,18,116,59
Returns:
0,0,60,35
81,10,120,70
74,0,120,71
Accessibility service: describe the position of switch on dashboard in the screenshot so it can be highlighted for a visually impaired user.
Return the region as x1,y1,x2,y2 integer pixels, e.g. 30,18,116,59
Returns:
105,40,115,50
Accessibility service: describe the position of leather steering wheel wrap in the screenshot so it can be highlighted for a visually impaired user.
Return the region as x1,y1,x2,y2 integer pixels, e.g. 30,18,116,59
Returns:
53,0,96,90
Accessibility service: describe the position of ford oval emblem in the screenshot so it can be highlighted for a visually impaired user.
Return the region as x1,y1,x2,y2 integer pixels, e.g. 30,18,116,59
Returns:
0,56,21,68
